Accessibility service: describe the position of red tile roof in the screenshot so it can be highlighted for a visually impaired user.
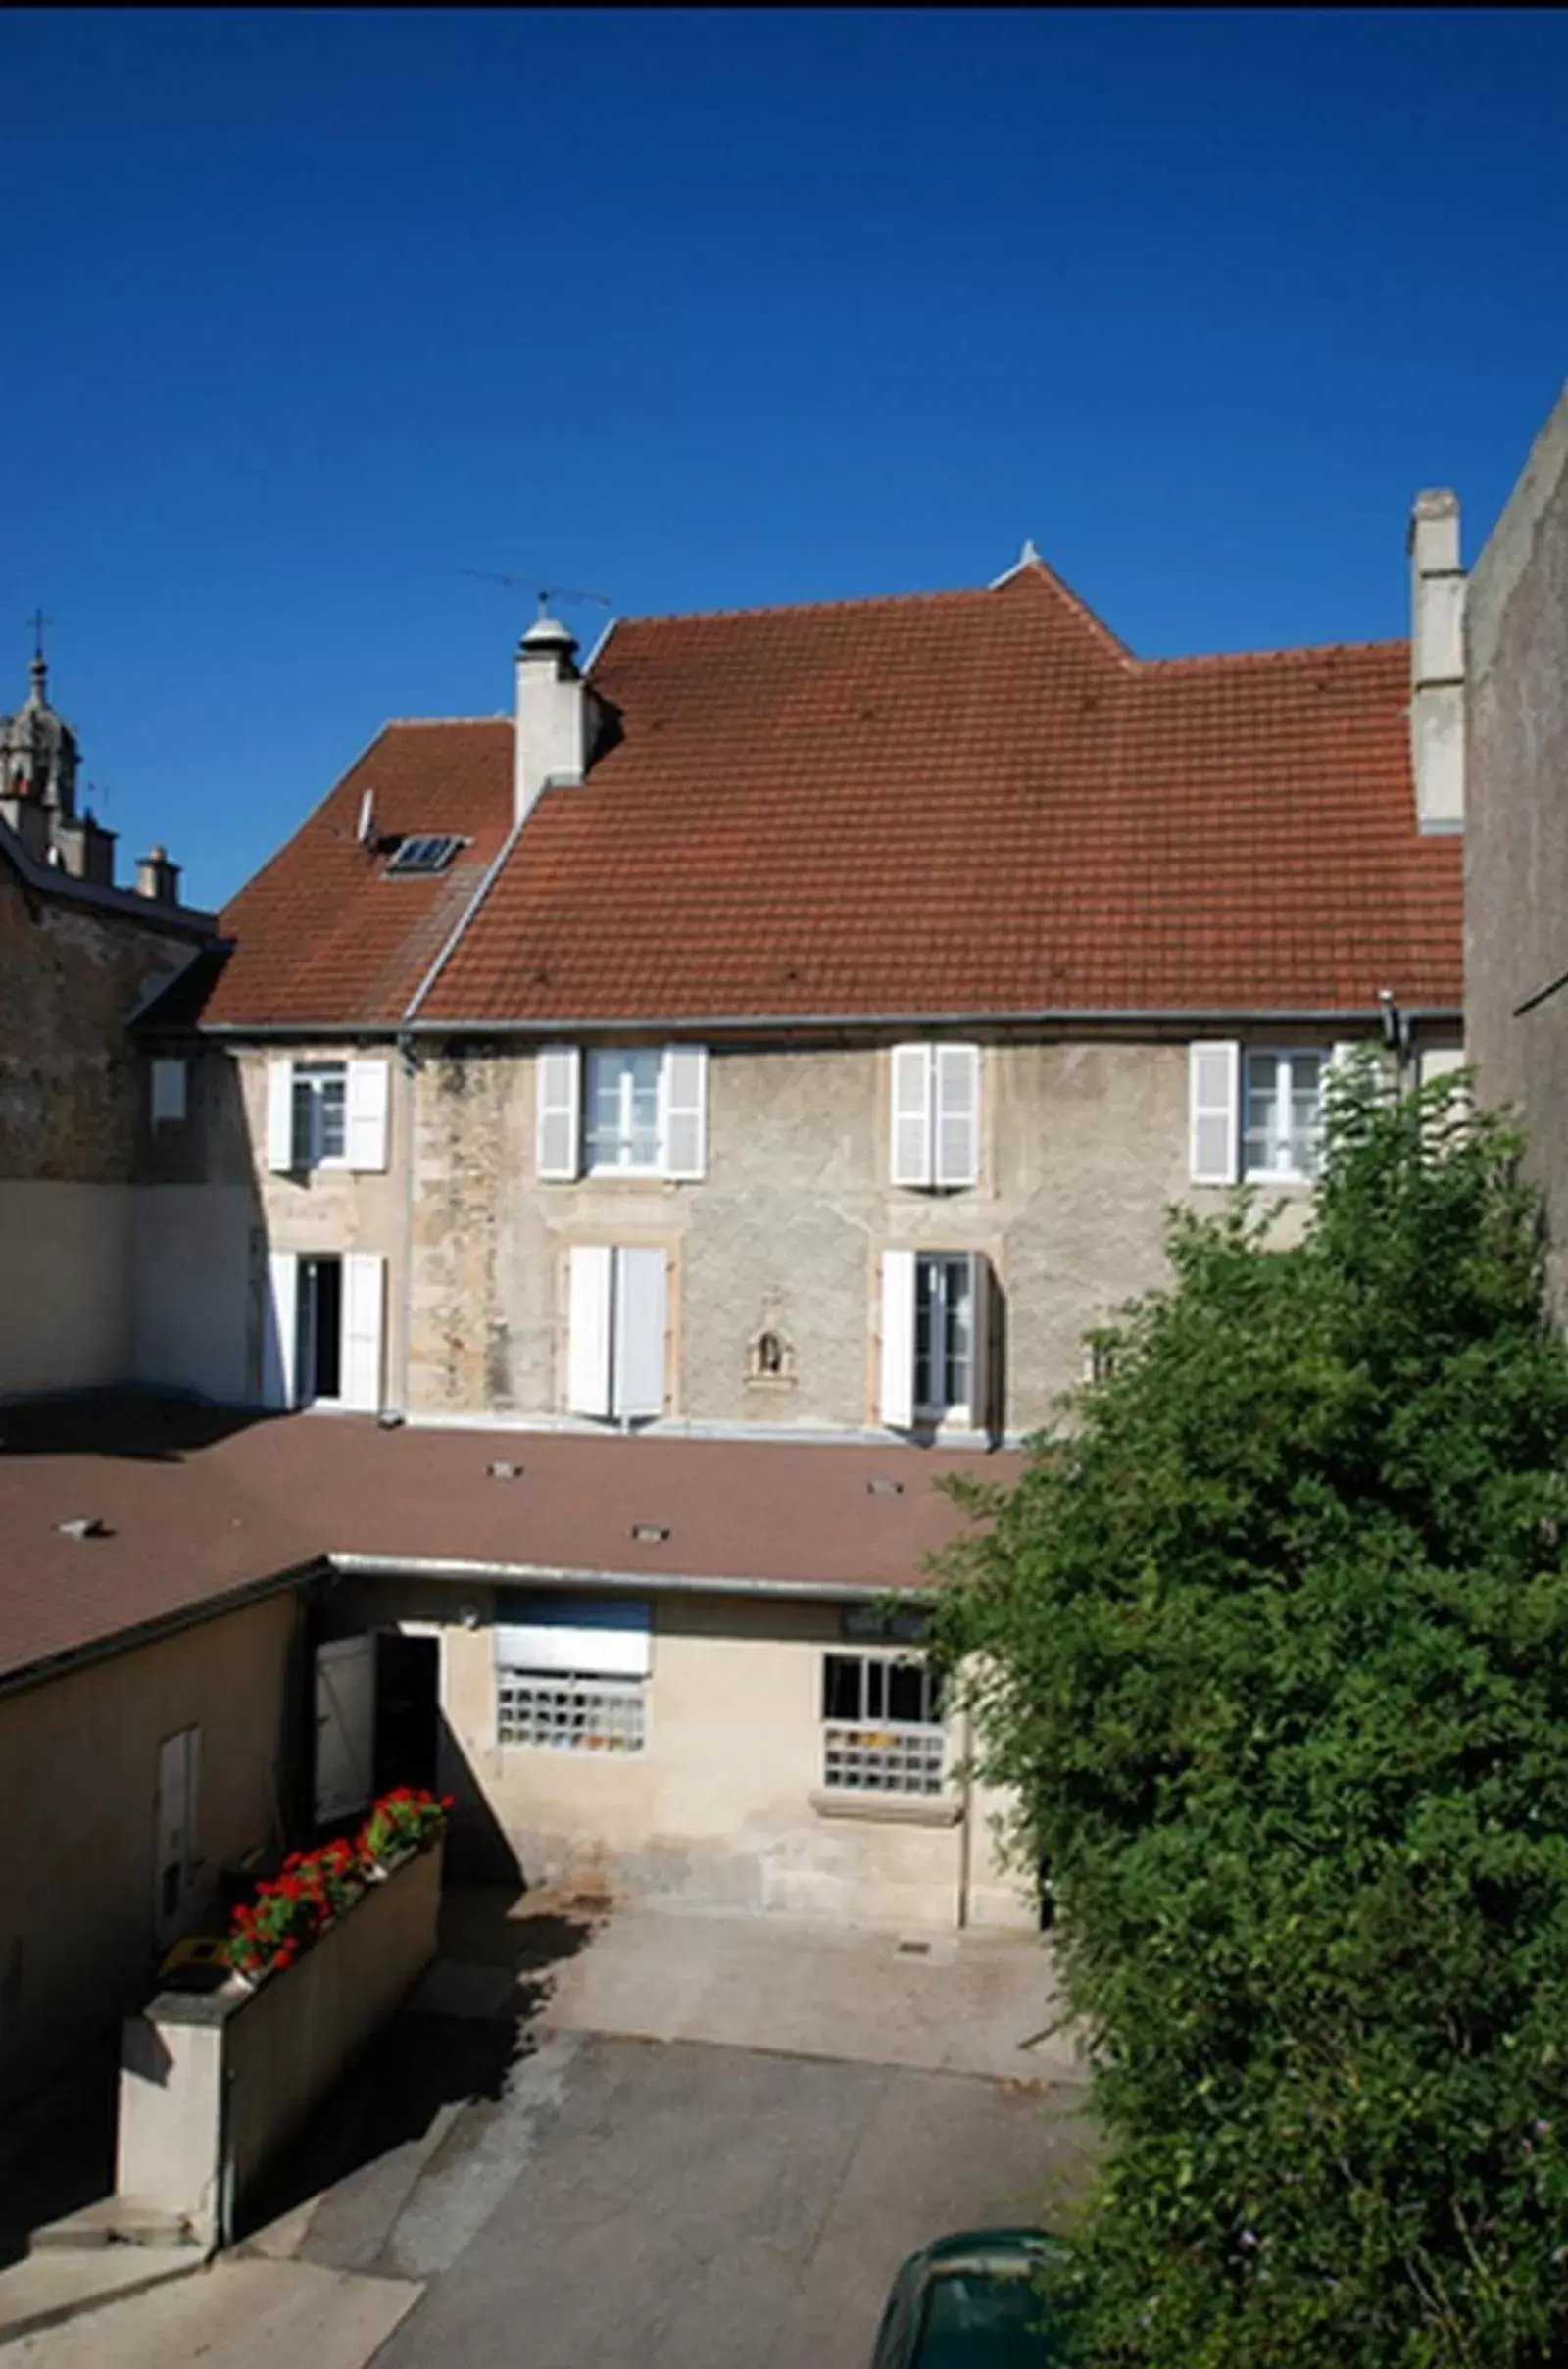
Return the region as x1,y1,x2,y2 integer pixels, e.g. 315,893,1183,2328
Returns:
203,720,514,1029
203,559,1463,1029
0,1401,1009,1688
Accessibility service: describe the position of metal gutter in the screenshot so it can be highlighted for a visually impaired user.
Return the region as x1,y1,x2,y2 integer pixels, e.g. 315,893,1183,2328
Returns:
326,1551,925,1605
199,1003,1462,1040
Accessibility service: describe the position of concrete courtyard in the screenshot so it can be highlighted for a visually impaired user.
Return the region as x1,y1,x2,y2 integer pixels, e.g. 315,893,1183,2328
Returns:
4,1890,1097,2369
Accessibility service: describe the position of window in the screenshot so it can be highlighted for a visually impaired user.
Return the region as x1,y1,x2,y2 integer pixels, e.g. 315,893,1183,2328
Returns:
587,1049,663,1172
879,1249,992,1431
385,833,464,876
821,1653,946,1796
264,1251,385,1412
1244,1051,1325,1181
295,1255,343,1403
1191,1041,1358,1187
537,1046,708,1182
495,1594,650,1752
915,1253,973,1421
566,1245,668,1421
268,1057,389,1174
290,1062,347,1169
890,1044,981,1189
150,1057,187,1126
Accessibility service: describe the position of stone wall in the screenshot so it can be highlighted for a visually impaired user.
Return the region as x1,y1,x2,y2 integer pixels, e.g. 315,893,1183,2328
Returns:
403,1033,1336,1437
0,860,212,1397
0,863,195,1186
1467,385,1568,1304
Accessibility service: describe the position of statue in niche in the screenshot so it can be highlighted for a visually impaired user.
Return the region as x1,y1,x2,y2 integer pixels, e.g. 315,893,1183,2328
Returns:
747,1296,797,1388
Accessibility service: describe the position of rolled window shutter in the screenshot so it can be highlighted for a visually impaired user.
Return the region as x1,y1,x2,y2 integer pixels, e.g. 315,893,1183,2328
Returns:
934,1045,981,1188
566,1246,613,1417
267,1060,295,1172
891,1045,933,1187
879,1249,916,1430
263,1252,298,1408
614,1245,668,1420
966,1252,993,1431
537,1047,581,1180
1189,1042,1240,1185
346,1059,390,1171
662,1046,708,1180
341,1254,385,1412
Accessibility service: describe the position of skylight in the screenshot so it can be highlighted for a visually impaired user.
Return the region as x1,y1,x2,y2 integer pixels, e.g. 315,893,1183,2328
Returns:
385,834,464,876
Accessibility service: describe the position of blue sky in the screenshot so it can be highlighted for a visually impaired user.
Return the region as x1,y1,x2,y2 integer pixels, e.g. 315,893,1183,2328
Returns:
3,9,1564,910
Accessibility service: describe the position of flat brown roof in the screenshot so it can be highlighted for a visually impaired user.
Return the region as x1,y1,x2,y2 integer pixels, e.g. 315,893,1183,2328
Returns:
0,1397,1021,1691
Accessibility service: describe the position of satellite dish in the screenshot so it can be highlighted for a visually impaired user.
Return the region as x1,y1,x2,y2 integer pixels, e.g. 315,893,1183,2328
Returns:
356,788,376,847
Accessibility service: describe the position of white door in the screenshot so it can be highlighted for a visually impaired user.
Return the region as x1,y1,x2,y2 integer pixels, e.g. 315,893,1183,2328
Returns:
314,1637,377,1824
154,1727,201,1947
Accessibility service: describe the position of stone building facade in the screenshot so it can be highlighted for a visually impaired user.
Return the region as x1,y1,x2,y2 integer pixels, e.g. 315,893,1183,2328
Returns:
0,656,215,1398
1465,383,1568,1302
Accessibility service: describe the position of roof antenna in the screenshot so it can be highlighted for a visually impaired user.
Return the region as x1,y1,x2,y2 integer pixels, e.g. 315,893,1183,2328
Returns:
459,569,611,617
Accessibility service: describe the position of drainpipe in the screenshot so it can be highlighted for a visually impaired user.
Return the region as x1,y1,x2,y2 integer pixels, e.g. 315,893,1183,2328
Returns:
956,1704,974,1931
396,1030,418,1415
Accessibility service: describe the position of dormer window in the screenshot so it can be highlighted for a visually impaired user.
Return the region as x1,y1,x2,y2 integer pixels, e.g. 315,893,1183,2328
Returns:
385,833,464,876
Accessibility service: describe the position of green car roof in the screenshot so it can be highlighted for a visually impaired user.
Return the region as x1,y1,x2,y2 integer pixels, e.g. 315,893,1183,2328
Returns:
872,2227,1076,2369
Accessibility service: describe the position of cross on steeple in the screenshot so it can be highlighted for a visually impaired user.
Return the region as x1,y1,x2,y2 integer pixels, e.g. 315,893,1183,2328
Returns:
27,609,52,663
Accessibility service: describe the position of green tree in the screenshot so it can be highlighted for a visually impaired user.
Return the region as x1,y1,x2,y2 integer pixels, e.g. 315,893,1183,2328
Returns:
933,1066,1568,2367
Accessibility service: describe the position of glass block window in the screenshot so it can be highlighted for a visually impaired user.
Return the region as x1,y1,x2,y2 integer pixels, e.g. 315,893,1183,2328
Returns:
496,1673,647,1752
821,1653,946,1797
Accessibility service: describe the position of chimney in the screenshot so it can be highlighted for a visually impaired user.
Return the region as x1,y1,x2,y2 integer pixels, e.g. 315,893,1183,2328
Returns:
52,812,117,886
1408,488,1465,833
514,615,589,825
134,843,181,904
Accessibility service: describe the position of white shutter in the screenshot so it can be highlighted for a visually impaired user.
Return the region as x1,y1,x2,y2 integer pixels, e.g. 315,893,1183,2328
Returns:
1418,1046,1466,1089
879,1249,916,1430
966,1253,993,1431
346,1059,390,1171
567,1246,613,1417
263,1251,298,1409
891,1045,934,1187
934,1044,981,1188
341,1253,385,1412
662,1046,708,1180
614,1245,668,1420
267,1059,295,1172
1189,1041,1240,1185
537,1046,581,1180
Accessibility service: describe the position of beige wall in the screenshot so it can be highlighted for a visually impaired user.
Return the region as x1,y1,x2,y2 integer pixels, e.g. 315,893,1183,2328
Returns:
335,1575,1033,1933
405,1036,1333,1435
229,1044,411,1405
1467,386,1568,1304
0,1593,299,2111
0,1180,134,1395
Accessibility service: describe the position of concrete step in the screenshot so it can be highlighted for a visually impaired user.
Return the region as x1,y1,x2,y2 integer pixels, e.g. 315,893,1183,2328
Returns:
0,2242,202,2345
31,2195,201,2252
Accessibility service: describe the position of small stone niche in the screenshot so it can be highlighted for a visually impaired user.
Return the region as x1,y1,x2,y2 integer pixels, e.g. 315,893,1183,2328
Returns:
746,1300,797,1392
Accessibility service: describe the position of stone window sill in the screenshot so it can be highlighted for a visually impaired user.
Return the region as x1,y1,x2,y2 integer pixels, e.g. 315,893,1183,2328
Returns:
809,1790,961,1828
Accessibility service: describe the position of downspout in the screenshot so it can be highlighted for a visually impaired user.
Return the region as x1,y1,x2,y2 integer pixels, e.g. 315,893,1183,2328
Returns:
956,1703,974,1931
